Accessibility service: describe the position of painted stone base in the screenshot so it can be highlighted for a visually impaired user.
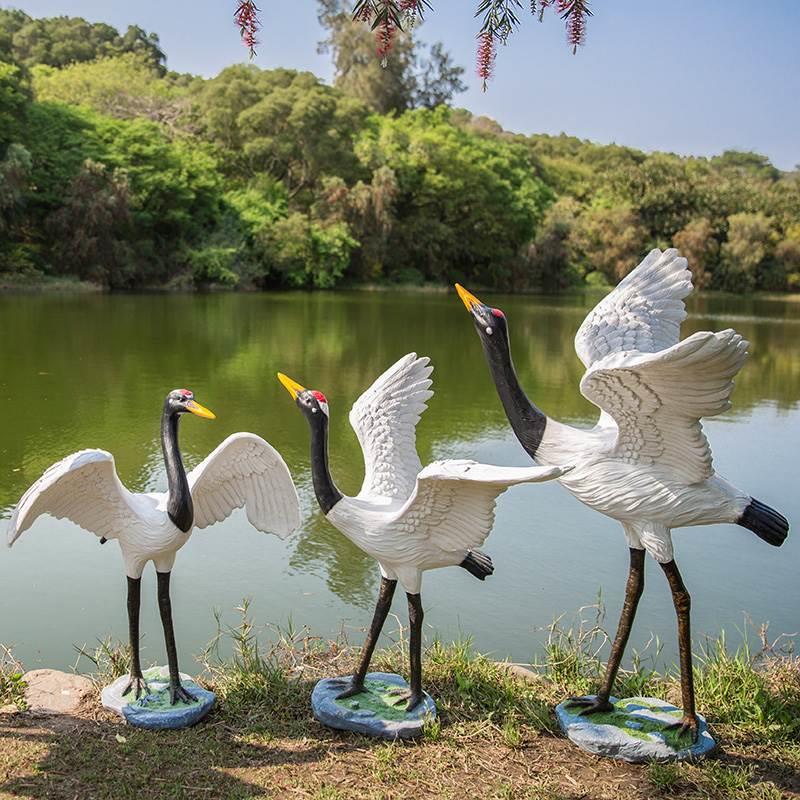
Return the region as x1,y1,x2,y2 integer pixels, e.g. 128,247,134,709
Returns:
556,696,716,763
101,666,216,730
311,672,437,740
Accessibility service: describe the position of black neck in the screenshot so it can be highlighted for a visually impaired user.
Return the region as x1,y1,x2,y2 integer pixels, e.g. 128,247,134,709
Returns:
308,412,343,515
162,410,193,532
481,334,547,459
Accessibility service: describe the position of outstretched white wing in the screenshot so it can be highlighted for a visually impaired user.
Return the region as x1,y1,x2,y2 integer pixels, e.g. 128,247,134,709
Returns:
580,329,749,483
575,249,693,369
349,353,434,501
188,433,300,538
390,460,571,560
7,450,144,545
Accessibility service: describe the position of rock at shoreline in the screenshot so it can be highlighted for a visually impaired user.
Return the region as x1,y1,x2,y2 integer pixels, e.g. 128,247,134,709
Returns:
556,695,716,763
101,666,215,730
22,669,94,715
311,672,436,740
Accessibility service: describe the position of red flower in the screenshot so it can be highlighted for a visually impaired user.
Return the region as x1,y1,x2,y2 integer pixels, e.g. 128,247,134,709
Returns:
376,16,397,64
234,0,260,56
561,0,591,53
476,30,496,91
355,3,375,23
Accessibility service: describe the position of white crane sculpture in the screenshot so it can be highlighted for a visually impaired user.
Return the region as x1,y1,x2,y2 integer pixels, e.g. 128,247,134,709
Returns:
8,389,300,705
456,249,789,741
278,354,570,711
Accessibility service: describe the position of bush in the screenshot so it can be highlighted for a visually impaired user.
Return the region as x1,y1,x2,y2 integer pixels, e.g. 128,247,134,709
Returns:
717,212,778,292
257,212,357,288
188,246,239,287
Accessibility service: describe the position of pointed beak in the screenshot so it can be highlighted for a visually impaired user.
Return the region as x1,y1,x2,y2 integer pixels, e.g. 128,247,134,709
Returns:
277,372,306,400
455,283,482,313
186,400,216,420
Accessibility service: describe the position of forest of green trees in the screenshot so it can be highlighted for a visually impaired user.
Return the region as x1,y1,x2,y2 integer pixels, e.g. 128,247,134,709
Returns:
0,5,798,292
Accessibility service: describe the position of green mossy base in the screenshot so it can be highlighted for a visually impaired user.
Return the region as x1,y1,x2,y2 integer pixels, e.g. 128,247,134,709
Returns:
556,696,715,763
312,672,437,739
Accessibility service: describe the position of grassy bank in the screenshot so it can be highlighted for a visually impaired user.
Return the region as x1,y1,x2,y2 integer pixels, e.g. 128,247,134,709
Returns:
3,273,800,307
0,274,103,293
0,608,798,799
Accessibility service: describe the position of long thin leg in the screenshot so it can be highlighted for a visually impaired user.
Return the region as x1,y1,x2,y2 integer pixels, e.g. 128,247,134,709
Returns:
568,548,645,715
661,559,699,743
406,592,424,712
122,576,149,698
156,571,196,705
336,577,397,699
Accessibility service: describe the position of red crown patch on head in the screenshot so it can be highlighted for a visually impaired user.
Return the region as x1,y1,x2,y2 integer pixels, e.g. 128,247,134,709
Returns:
491,308,505,319
312,391,327,404
179,389,193,397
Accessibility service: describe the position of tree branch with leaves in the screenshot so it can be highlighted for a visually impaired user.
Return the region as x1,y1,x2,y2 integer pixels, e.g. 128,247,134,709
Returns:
232,0,591,87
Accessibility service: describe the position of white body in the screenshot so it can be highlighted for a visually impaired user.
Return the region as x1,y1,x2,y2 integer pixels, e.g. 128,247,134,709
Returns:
7,432,301,578
322,354,571,593
531,249,751,563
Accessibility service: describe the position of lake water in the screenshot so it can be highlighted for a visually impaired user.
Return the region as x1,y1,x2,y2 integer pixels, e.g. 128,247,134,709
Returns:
0,290,798,674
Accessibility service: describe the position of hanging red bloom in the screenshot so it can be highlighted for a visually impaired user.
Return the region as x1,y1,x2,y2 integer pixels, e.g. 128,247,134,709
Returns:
476,30,496,91
234,0,260,57
355,2,375,23
560,0,591,53
376,16,397,65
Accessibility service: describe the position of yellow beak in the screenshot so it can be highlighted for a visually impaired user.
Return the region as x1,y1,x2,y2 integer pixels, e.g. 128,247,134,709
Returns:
455,283,482,313
187,400,216,420
277,372,307,400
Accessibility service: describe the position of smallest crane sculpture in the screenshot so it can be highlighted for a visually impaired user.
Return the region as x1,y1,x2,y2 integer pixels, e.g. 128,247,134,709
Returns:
8,389,300,705
456,249,789,743
278,353,571,712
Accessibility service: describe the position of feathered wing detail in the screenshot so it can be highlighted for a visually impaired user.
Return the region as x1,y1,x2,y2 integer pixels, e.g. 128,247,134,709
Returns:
7,450,144,545
574,249,693,369
189,433,300,538
390,460,571,560
349,353,434,501
580,329,749,483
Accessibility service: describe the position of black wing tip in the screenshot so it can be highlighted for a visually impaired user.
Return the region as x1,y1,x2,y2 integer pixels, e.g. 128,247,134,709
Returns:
738,499,789,547
459,549,494,580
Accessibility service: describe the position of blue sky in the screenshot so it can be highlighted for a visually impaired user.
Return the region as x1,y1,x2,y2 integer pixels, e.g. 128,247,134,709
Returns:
14,0,800,169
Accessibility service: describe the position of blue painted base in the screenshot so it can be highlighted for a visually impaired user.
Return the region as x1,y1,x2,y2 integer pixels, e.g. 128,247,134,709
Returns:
101,667,216,730
555,696,716,763
312,672,437,740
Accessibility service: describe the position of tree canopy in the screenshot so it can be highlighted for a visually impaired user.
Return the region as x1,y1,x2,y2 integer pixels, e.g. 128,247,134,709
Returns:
1,9,798,294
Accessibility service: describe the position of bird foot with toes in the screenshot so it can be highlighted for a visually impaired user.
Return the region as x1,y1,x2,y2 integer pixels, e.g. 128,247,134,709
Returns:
387,687,424,712
170,681,198,705
664,714,699,744
122,674,150,700
334,680,366,701
565,696,614,716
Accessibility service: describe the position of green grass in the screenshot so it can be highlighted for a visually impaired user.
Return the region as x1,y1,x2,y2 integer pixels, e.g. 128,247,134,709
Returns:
693,633,800,744
1,603,797,799
0,644,26,710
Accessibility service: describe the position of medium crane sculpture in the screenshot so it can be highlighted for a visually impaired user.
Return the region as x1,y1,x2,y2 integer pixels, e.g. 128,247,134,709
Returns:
278,354,570,711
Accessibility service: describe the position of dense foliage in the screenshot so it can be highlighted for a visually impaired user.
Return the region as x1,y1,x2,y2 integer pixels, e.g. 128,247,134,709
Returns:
0,8,798,293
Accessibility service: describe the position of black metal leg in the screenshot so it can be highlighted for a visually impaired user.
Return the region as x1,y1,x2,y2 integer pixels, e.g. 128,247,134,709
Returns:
660,559,699,743
336,577,397,700
406,592,424,712
156,571,196,705
122,576,148,699
568,548,645,715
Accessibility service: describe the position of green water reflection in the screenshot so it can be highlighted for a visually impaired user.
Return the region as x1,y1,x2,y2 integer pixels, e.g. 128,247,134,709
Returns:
0,290,798,671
